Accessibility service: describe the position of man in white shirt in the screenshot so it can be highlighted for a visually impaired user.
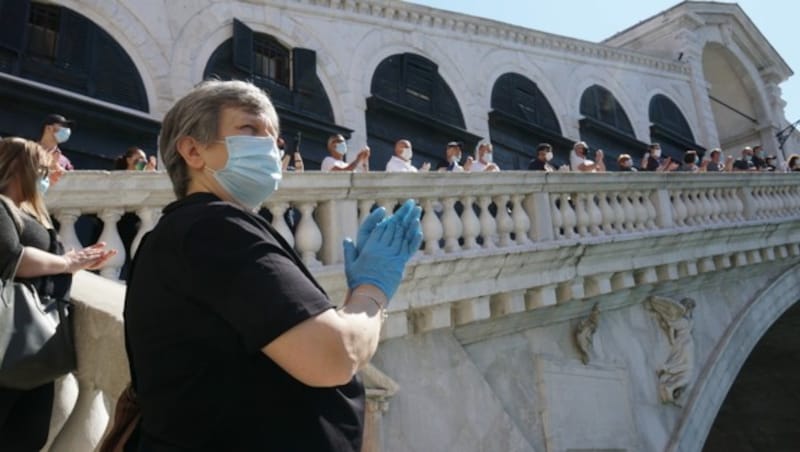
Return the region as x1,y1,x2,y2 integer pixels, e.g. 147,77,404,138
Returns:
469,141,500,172
321,134,370,172
570,141,605,172
385,139,430,172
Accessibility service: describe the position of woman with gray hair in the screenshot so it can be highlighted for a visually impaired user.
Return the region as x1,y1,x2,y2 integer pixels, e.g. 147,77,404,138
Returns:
124,80,422,451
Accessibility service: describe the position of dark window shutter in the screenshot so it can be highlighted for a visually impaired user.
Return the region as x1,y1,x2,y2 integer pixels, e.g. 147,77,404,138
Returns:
0,0,31,54
232,18,253,74
292,47,315,90
56,8,90,71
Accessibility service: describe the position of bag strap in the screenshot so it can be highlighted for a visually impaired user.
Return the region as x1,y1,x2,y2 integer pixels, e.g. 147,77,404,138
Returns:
0,196,23,282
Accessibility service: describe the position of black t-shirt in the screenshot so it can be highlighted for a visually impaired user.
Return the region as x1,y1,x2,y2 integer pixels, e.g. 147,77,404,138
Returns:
0,201,69,298
124,193,364,452
733,159,754,171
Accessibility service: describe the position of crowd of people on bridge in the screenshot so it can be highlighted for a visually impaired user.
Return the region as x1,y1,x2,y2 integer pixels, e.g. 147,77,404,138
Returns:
11,110,800,176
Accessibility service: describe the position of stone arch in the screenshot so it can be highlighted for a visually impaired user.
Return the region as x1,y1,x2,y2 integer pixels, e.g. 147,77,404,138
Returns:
667,263,800,451
566,65,648,141
701,40,773,150
477,48,568,135
55,0,168,114
350,28,471,131
171,3,349,127
643,88,700,145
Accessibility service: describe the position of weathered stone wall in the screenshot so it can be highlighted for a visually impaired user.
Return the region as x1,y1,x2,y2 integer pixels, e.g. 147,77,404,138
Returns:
371,261,800,452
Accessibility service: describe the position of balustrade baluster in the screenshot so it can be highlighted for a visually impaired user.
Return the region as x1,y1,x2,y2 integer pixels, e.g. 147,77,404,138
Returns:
644,190,657,230
550,194,563,239
598,192,615,235
573,193,590,237
478,196,498,248
294,202,322,267
633,191,648,231
441,197,462,252
672,190,688,227
707,189,721,224
422,198,443,254
621,194,636,231
611,193,625,233
511,194,531,245
358,199,375,225
588,194,603,236
731,188,745,221
684,192,697,226
494,195,513,246
460,196,480,250
378,198,397,214
698,190,712,225
131,207,161,257
559,193,576,239
97,208,126,280
55,209,83,254
267,202,295,247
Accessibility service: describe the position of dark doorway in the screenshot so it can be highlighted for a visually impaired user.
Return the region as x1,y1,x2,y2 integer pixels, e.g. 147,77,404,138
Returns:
703,300,800,451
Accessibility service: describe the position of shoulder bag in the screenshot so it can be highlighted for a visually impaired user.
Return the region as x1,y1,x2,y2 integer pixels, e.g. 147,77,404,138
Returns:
0,200,76,390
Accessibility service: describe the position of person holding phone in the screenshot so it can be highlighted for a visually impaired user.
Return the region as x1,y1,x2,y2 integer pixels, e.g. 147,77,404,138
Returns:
114,147,157,171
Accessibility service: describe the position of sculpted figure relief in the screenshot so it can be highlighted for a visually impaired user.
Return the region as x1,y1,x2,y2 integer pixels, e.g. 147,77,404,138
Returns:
574,303,600,365
646,296,696,405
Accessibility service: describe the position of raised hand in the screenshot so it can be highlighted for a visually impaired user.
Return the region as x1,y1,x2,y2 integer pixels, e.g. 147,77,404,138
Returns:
342,199,423,301
63,242,117,273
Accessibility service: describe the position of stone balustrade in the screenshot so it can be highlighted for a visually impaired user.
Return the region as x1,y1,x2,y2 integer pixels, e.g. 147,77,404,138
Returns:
43,170,800,451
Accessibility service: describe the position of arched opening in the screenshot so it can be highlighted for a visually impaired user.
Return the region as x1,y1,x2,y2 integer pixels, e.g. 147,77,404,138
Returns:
579,84,648,170
205,19,350,170
488,73,572,169
365,53,479,169
0,0,157,169
702,43,762,151
703,300,800,451
649,94,705,160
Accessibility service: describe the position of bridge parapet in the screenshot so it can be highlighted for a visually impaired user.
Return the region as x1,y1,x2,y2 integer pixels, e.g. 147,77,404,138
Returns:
42,171,800,451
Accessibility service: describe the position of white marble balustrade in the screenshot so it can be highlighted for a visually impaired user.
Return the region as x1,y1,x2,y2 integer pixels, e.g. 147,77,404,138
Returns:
41,170,800,452
44,171,800,281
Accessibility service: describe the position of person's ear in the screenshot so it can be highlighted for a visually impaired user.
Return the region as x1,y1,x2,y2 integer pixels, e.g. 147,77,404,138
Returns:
176,136,206,170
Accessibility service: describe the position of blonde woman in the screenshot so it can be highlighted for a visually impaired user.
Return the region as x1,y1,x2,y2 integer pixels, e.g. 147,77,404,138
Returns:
0,137,115,449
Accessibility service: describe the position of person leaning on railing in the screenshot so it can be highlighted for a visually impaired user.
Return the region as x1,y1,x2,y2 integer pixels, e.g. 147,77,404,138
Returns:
122,80,422,452
0,137,115,450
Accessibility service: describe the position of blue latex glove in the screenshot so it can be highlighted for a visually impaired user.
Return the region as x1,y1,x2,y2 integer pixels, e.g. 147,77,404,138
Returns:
356,206,386,255
343,200,423,301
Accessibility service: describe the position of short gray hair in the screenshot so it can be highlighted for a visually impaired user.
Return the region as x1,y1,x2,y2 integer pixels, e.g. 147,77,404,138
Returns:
159,80,279,199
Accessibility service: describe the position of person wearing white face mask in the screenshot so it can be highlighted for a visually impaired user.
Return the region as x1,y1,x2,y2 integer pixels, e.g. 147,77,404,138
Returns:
469,141,500,172
385,139,430,172
528,143,558,172
37,114,76,183
321,134,370,172
640,143,675,172
437,141,466,172
121,80,422,452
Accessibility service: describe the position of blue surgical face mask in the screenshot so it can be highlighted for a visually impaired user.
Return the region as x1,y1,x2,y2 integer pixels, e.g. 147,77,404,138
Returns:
38,176,50,195
54,127,71,143
335,142,347,156
207,135,282,211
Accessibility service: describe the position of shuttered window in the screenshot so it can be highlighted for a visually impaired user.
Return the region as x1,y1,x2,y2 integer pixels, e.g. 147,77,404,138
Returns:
0,0,148,111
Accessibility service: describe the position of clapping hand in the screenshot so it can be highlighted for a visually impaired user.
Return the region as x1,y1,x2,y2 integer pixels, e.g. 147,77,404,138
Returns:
343,200,423,301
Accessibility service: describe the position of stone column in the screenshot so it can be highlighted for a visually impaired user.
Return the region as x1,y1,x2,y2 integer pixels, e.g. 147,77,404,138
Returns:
676,30,720,149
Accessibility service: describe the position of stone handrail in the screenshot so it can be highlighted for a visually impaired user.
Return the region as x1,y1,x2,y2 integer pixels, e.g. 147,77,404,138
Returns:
43,170,800,451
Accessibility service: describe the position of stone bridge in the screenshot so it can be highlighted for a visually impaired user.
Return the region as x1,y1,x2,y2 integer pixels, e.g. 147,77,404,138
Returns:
40,171,800,452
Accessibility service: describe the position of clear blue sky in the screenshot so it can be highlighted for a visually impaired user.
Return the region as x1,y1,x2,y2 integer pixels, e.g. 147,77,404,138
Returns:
409,0,799,125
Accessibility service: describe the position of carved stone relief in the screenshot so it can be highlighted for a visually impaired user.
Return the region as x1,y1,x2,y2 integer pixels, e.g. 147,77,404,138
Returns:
574,303,601,365
645,295,696,405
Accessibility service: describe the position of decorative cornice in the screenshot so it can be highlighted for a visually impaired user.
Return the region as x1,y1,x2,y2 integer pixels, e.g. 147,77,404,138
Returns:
287,0,691,75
